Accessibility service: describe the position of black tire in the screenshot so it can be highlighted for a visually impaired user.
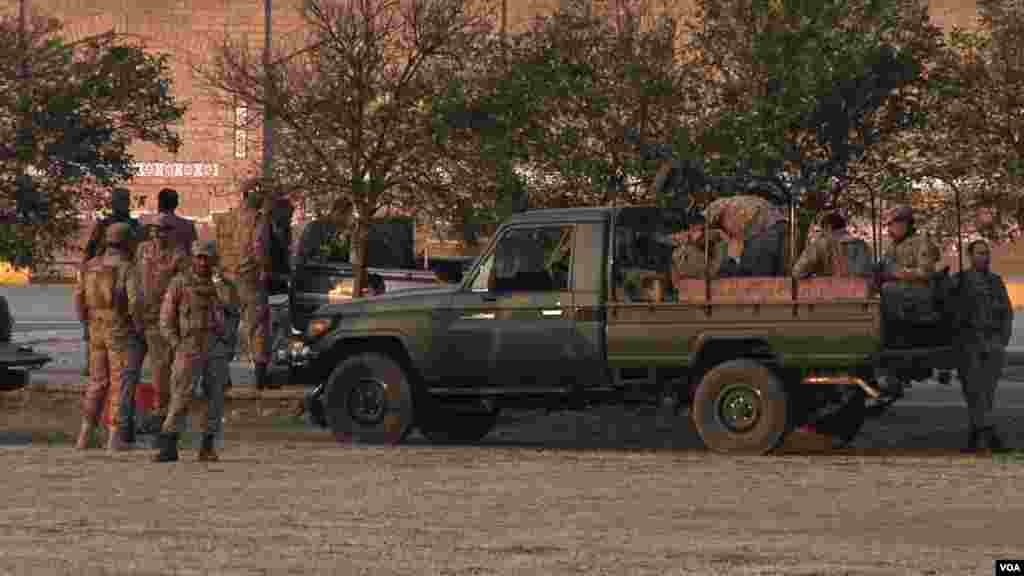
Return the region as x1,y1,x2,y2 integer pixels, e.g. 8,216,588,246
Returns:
692,359,790,455
417,397,499,445
325,352,415,445
811,387,867,449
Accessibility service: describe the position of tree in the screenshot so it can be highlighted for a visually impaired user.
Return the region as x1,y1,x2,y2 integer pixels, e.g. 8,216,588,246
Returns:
200,0,497,295
435,0,694,224
0,14,186,266
897,0,1024,254
678,0,945,217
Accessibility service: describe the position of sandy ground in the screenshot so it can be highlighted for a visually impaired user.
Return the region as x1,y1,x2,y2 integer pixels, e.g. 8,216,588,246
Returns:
2,389,1024,576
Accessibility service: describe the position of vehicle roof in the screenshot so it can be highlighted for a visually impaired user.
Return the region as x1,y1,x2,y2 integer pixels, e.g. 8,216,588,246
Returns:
504,206,615,226
504,205,669,228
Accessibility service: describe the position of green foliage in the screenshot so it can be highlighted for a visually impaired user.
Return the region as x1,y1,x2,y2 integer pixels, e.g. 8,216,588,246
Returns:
0,16,186,266
684,0,944,210
438,0,691,213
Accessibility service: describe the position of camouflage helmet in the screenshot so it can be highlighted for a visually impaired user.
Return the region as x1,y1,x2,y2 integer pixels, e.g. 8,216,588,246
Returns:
192,239,218,261
106,222,134,248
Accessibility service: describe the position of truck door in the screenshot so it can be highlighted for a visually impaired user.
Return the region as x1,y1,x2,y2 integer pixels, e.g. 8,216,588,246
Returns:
443,224,578,389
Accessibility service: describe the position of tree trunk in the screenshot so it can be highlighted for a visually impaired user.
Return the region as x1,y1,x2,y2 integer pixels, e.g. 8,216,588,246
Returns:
350,214,370,297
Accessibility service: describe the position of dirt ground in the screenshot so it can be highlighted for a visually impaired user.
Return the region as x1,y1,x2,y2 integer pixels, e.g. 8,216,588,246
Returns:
2,390,1022,576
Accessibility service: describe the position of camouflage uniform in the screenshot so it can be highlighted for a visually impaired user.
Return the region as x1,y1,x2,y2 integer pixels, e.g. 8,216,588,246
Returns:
190,268,241,461
955,268,1013,447
793,230,873,278
154,241,225,462
704,195,787,277
671,230,727,279
133,214,189,433
81,189,143,378
881,233,940,284
235,189,272,388
74,223,143,451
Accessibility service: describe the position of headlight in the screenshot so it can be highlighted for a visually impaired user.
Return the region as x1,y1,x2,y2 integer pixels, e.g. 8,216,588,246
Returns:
306,318,334,340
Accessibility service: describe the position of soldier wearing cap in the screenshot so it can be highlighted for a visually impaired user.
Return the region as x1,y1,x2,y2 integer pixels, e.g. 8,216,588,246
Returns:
879,205,940,285
74,222,143,451
193,241,241,462
132,212,189,438
954,239,1013,452
793,210,873,278
153,239,228,462
703,194,788,277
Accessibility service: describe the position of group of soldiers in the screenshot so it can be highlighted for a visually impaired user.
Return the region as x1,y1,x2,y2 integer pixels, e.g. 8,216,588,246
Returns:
670,194,1014,452
75,182,274,462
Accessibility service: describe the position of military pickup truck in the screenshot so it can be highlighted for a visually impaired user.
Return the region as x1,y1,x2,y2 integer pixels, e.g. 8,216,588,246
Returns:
291,205,956,454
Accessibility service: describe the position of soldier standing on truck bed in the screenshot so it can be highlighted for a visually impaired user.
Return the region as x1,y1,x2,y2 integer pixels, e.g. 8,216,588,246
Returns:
80,188,144,378
153,240,228,462
703,194,788,277
955,239,1013,452
792,211,873,278
74,223,143,452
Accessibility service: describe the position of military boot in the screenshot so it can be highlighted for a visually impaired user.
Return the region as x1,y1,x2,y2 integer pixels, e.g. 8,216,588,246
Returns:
152,432,179,462
75,420,96,450
197,434,219,462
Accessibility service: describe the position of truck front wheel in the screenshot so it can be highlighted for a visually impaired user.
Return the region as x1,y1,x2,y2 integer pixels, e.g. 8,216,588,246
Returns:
692,359,789,455
325,352,415,445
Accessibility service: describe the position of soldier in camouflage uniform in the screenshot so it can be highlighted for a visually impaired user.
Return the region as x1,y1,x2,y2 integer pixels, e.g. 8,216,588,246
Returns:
81,188,144,378
671,217,726,280
792,211,873,278
189,241,240,462
235,179,274,390
133,213,189,436
153,240,227,462
704,194,788,277
74,223,143,452
955,240,1013,452
879,206,941,285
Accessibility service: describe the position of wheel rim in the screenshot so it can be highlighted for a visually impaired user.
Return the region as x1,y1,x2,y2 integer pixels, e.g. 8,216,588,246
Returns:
347,378,388,426
716,383,761,433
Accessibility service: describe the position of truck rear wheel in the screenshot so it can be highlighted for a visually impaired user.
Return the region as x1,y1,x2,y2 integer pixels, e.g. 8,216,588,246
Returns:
325,352,415,445
692,359,789,455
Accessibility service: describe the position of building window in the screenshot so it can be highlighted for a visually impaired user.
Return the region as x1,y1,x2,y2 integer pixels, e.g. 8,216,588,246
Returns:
235,105,248,159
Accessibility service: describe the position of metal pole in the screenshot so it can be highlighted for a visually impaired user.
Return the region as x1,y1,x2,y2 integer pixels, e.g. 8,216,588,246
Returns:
262,0,274,181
